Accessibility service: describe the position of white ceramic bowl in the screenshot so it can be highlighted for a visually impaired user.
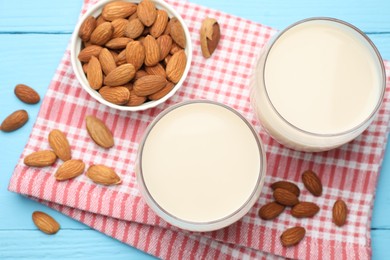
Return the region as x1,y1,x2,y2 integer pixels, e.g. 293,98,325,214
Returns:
70,0,193,111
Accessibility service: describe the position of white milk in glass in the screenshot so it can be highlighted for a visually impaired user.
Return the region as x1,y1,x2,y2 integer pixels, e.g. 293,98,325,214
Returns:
251,18,385,151
136,101,266,231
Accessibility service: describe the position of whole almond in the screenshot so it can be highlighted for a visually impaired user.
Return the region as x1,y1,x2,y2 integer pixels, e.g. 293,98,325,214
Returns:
78,45,102,62
200,18,221,58
104,63,135,86
169,17,186,48
137,0,157,27
148,81,175,101
170,42,182,55
150,10,168,38
55,159,85,181
24,150,57,167
145,63,166,78
166,50,186,83
125,41,145,70
302,170,323,196
135,70,148,80
115,49,127,65
99,86,130,105
111,18,129,38
271,181,300,197
280,226,305,247
133,75,167,96
291,202,320,218
258,202,285,220
273,188,299,206
163,19,171,35
125,18,144,39
86,165,121,185
102,1,137,21
79,16,97,42
48,129,71,161
96,15,107,26
105,37,133,49
90,22,113,46
87,56,103,90
157,34,172,61
14,84,40,104
333,199,348,227
85,115,114,149
144,35,161,66
99,48,117,75
0,110,28,132
32,211,60,235
127,91,147,106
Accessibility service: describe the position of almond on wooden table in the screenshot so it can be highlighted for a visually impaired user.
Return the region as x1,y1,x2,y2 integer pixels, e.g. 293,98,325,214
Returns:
78,15,97,42
333,199,348,227
99,86,130,105
280,226,305,247
273,188,299,206
14,84,40,104
271,181,300,197
48,129,72,161
200,17,221,58
86,165,121,185
291,202,320,218
101,1,137,21
302,170,323,196
166,50,187,83
32,211,60,235
85,115,114,149
137,0,157,27
258,202,285,220
55,159,85,181
0,110,29,132
24,150,57,167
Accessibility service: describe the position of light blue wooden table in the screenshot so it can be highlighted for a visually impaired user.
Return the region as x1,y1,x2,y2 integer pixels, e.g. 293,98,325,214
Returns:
0,0,389,259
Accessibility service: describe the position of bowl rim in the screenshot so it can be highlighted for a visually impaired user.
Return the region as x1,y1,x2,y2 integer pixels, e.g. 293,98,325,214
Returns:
70,0,193,111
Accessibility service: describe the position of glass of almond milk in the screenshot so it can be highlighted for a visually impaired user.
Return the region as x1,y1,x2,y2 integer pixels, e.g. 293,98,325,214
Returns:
136,100,266,232
250,18,386,152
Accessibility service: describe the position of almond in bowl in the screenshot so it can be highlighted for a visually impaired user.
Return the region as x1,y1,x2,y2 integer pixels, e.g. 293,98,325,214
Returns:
70,0,192,111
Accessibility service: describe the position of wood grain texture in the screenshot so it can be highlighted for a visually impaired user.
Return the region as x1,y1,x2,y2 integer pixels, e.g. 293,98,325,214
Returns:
0,0,389,259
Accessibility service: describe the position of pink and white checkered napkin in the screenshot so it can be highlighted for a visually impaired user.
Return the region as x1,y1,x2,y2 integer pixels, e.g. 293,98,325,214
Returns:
8,0,390,259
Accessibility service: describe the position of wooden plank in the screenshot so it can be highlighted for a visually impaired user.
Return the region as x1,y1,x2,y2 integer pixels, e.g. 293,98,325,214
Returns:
0,0,389,33
372,229,390,259
0,230,155,259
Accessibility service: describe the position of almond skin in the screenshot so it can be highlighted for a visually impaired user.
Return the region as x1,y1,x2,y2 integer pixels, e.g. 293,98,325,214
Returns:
104,63,136,86
291,202,320,218
200,18,220,58
157,35,172,61
14,84,40,104
127,91,147,106
145,63,166,78
115,49,127,65
78,45,103,63
148,81,175,101
105,37,133,50
125,41,145,70
99,86,130,105
258,202,285,220
85,115,114,149
79,16,97,42
273,188,299,206
86,165,121,185
99,48,117,75
144,35,161,66
90,22,113,46
111,18,129,38
0,110,29,132
170,42,182,55
333,199,348,227
125,18,144,39
102,1,137,21
135,70,149,80
302,170,323,196
137,0,157,27
24,150,57,167
87,56,103,90
150,10,168,38
133,75,167,96
280,226,305,247
55,159,85,181
271,181,300,197
32,211,60,235
48,129,71,161
169,17,186,48
166,50,187,83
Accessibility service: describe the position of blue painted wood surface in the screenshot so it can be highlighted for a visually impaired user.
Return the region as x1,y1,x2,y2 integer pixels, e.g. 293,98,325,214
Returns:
0,0,389,259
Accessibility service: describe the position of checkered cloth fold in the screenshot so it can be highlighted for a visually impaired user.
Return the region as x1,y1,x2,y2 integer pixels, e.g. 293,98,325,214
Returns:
8,0,390,259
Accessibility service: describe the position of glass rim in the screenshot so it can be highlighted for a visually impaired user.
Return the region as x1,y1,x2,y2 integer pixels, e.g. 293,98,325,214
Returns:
136,100,266,229
261,17,386,137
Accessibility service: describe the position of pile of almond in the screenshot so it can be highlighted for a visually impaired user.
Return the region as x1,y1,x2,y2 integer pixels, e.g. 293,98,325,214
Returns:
77,0,187,106
259,170,348,247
